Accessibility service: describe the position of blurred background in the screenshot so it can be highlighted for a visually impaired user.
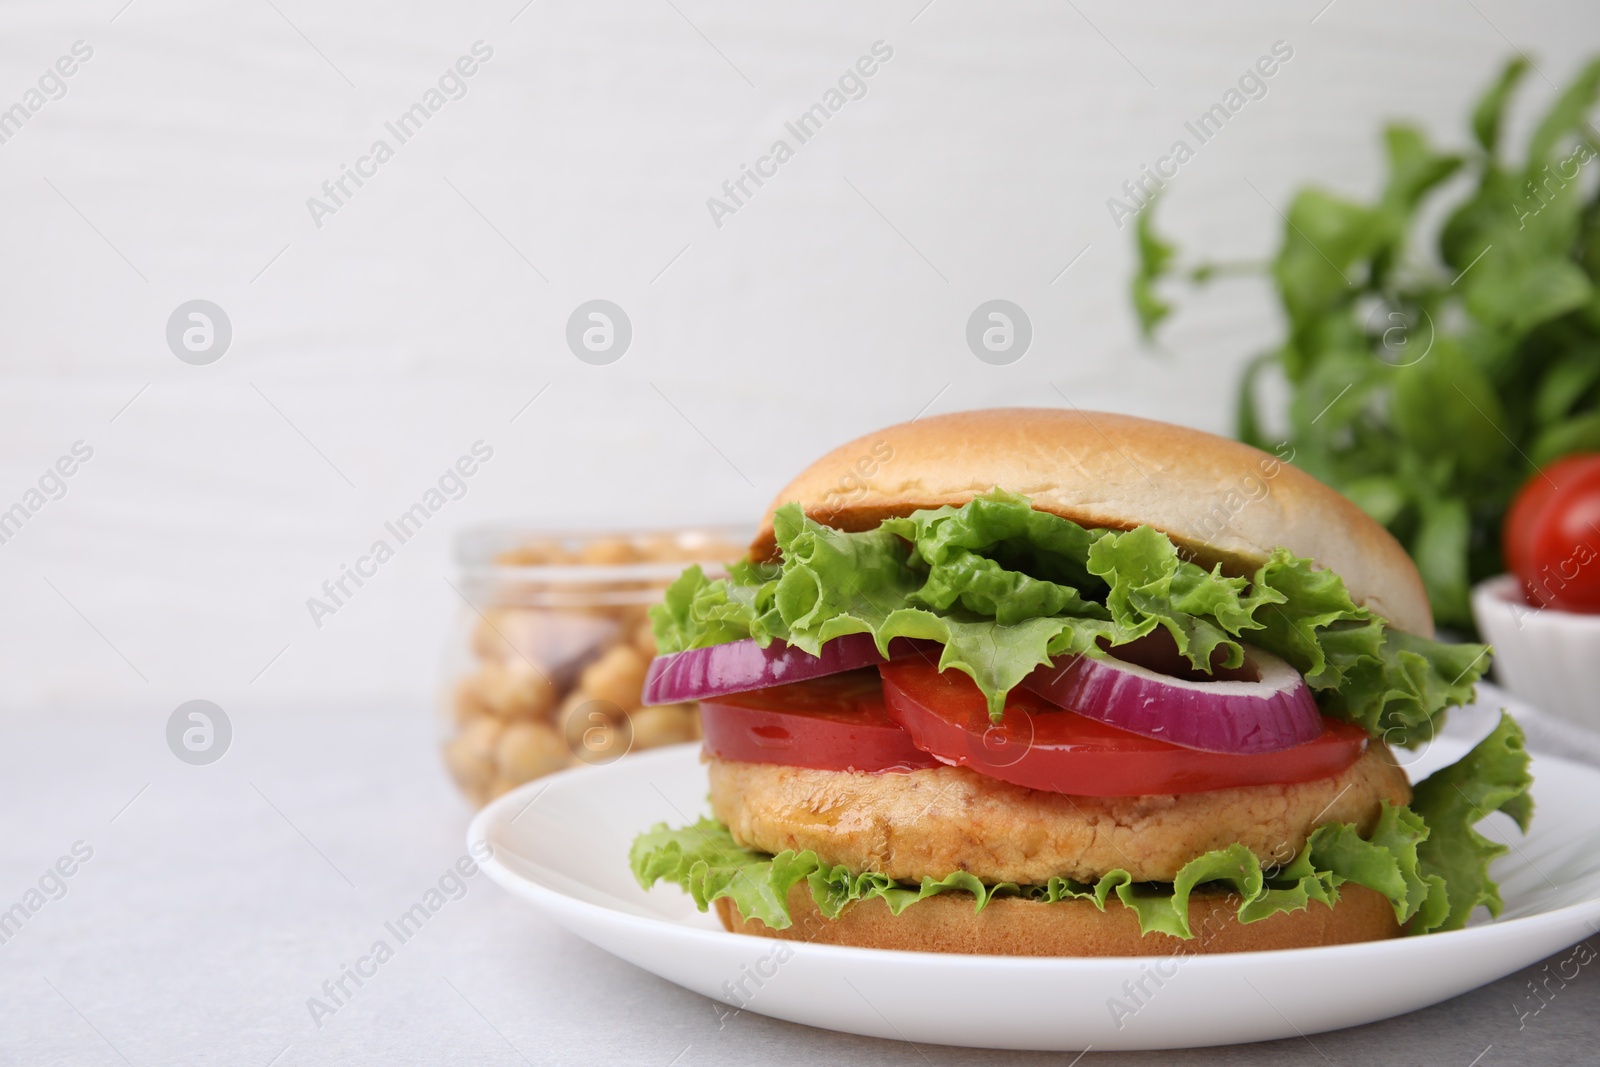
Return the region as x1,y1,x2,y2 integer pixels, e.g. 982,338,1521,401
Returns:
3,2,1600,1061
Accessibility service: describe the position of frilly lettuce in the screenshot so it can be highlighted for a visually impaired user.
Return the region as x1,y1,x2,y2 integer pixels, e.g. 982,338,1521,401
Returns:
630,810,1424,939
1411,711,1535,930
631,714,1532,938
652,489,1487,743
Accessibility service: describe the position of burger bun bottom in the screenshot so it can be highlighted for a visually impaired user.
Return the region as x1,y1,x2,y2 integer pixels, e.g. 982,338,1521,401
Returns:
715,882,1402,957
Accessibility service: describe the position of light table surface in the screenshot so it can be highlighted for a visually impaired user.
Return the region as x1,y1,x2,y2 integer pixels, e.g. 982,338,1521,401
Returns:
0,700,1594,1066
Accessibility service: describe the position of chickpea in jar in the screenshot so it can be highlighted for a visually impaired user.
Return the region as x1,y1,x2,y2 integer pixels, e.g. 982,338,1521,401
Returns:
442,526,740,805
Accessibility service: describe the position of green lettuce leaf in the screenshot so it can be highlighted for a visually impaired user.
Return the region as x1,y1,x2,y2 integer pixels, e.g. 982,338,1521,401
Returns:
1410,711,1535,931
652,489,1487,742
630,804,1436,939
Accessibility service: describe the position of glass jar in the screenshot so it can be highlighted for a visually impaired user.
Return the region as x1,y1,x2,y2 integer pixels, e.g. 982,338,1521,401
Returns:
441,524,747,806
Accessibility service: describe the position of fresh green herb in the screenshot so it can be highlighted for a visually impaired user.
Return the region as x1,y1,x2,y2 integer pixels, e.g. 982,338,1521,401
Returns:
1133,56,1600,630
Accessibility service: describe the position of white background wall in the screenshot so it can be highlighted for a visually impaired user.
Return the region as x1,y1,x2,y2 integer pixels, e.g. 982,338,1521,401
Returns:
0,0,1594,712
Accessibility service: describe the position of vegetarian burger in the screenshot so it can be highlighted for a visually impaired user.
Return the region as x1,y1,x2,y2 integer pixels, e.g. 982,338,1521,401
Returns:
631,409,1532,956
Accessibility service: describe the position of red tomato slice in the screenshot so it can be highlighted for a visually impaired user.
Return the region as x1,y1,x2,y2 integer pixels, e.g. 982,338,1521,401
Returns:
878,659,1367,796
699,669,942,773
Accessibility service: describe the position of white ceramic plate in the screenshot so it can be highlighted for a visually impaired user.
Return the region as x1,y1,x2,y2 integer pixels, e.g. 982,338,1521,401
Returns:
470,732,1600,1052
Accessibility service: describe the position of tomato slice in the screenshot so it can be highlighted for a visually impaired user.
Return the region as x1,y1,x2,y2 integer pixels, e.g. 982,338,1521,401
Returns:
878,659,1367,796
699,669,942,773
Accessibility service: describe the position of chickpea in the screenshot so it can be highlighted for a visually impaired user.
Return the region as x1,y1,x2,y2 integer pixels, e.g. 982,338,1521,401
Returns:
464,715,504,753
474,659,558,720
610,602,651,629
490,778,532,801
475,608,622,675
631,618,658,658
451,676,491,727
628,704,700,749
639,533,685,560
442,716,503,795
671,535,744,562
556,688,618,733
559,582,625,621
446,526,747,802
703,540,746,562
577,644,649,710
469,609,519,661
470,608,544,663
494,543,549,566
442,748,487,796
495,721,570,784
580,536,640,566
496,539,582,566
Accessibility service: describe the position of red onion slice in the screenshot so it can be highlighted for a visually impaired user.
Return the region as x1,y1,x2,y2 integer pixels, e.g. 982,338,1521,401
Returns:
1021,642,1321,754
643,634,920,706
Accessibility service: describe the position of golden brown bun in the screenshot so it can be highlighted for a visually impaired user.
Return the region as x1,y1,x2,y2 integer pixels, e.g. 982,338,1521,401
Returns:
716,882,1402,957
752,408,1432,636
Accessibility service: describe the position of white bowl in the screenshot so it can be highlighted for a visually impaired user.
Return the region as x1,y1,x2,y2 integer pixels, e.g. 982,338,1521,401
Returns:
1472,573,1600,731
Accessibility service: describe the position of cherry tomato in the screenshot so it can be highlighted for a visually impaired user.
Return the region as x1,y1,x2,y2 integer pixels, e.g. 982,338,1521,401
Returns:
878,659,1367,796
1504,455,1600,581
698,669,941,773
1505,454,1600,611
